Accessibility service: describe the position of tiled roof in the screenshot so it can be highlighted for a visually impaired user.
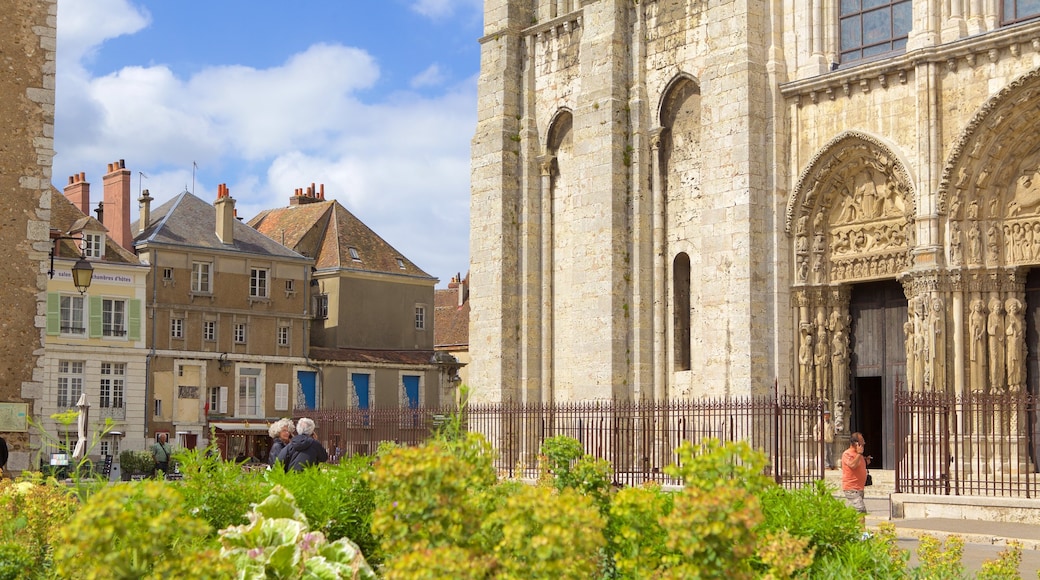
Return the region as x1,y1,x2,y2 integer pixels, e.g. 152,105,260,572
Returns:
248,199,434,279
309,346,434,366
133,191,308,261
434,286,469,349
50,189,139,265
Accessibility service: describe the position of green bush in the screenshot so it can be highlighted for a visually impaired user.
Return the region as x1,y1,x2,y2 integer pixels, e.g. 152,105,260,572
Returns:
52,481,231,579
608,484,674,578
265,454,379,564
370,436,497,558
540,435,585,485
812,527,908,579
0,543,34,580
219,485,375,579
172,444,270,532
118,449,154,476
757,479,864,563
0,476,78,573
484,484,606,579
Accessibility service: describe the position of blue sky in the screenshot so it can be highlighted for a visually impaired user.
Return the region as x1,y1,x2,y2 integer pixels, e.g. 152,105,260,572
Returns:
54,0,484,286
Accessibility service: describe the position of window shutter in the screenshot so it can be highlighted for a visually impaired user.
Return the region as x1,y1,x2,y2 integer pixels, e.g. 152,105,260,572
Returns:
218,386,228,414
89,296,103,337
275,383,289,411
46,293,60,336
128,299,142,341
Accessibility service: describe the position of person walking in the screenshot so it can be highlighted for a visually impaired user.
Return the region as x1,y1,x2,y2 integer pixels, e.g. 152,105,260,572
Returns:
277,417,328,472
841,432,871,513
267,418,296,465
150,433,172,476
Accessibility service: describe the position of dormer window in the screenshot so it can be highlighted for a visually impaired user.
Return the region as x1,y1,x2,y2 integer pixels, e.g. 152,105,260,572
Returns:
348,247,361,261
82,233,103,259
396,258,405,269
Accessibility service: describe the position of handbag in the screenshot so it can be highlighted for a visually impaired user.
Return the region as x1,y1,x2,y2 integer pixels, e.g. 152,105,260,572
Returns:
865,472,873,486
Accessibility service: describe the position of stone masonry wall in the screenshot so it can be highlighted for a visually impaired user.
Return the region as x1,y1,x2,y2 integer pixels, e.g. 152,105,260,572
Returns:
0,0,57,472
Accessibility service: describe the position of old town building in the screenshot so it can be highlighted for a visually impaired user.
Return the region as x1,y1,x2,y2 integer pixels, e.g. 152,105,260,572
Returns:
249,185,449,418
39,177,150,461
133,183,312,460
471,0,1040,470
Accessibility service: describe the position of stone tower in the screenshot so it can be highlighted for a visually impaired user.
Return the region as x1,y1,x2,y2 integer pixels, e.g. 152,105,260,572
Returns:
471,0,1040,470
0,0,59,472
471,0,783,403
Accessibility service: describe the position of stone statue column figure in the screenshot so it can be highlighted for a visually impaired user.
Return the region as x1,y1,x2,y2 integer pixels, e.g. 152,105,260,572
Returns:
912,296,929,391
967,221,982,264
949,221,963,265
988,297,1006,392
986,224,1001,264
798,326,815,397
904,320,916,389
1006,297,1026,393
831,327,849,402
929,296,946,392
968,298,988,393
814,319,830,400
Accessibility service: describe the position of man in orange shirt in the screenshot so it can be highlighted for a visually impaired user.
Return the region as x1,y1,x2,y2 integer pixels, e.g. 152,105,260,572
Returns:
841,432,871,513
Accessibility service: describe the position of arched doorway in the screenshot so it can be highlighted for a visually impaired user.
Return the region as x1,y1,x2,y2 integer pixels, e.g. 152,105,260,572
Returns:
849,279,907,469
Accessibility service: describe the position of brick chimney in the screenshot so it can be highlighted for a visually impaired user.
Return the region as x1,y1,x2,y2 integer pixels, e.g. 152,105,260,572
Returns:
63,172,90,215
215,183,235,244
102,159,132,250
138,189,153,235
289,183,325,206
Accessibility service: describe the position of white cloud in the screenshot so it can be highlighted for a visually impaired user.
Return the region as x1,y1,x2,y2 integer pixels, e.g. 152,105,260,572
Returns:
409,0,484,20
411,64,446,89
56,0,150,66
53,4,476,284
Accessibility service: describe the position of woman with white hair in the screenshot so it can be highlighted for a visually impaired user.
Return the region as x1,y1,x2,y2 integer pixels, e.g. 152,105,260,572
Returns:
277,417,328,472
267,418,296,465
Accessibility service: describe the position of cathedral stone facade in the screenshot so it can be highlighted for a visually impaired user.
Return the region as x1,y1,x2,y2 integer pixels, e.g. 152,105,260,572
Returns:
471,0,1040,465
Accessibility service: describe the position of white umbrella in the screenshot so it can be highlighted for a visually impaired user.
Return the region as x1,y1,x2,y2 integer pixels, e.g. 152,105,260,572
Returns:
72,393,89,460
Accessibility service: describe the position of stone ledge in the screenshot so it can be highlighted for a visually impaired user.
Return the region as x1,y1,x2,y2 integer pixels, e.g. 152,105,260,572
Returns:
891,492,1040,524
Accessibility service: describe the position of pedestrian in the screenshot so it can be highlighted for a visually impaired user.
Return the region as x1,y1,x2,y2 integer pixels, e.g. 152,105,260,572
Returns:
150,433,172,476
841,432,871,513
267,417,296,465
277,417,328,472
0,435,8,477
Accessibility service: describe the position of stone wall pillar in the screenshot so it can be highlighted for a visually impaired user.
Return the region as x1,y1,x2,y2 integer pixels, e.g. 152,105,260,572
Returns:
539,157,555,404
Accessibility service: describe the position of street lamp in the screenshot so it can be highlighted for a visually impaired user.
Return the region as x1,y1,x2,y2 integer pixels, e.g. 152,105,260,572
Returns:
48,235,94,294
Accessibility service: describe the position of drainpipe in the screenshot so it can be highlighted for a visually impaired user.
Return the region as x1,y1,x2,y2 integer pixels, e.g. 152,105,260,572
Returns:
145,248,158,446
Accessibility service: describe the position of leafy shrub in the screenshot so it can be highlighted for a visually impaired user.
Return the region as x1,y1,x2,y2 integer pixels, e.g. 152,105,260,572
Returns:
369,435,497,558
118,449,154,475
757,479,863,562
0,476,78,572
380,545,494,580
608,484,674,578
52,481,231,579
665,438,773,495
914,534,966,579
172,444,270,532
0,543,34,580
540,435,585,485
265,454,379,564
484,484,606,579
220,485,375,579
975,541,1022,580
812,532,909,579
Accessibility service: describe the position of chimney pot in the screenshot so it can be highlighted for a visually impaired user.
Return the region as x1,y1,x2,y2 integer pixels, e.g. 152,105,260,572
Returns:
68,175,74,185
319,184,325,200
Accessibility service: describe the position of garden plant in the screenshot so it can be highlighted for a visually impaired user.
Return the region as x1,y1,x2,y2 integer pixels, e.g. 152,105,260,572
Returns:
0,415,1030,579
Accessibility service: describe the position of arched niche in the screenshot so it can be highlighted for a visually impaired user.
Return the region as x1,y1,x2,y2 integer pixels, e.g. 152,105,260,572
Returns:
658,75,701,205
786,132,917,287
938,68,1040,270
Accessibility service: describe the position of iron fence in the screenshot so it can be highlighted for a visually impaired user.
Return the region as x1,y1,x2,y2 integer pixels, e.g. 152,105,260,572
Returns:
300,395,826,489
895,390,1040,497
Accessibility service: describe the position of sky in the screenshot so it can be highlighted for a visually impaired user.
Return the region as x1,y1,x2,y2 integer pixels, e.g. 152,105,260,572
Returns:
54,0,484,287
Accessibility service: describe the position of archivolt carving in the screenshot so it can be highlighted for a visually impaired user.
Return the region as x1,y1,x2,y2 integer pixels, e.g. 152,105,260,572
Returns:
787,133,915,285
938,67,1040,215
785,131,916,235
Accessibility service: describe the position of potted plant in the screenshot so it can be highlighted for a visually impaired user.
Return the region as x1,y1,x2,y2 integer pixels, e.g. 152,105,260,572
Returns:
118,450,155,481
